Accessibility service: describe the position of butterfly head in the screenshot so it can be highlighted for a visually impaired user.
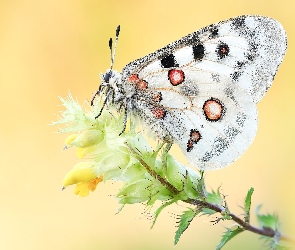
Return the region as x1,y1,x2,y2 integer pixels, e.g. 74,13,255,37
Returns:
100,69,125,102
103,70,112,83
100,69,121,89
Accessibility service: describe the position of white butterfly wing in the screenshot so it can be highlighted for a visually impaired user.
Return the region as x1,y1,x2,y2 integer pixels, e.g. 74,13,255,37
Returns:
129,68,257,169
122,15,286,102
121,15,286,170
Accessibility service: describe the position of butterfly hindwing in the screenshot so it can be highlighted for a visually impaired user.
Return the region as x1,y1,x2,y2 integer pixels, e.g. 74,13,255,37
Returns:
118,15,286,170
129,67,257,169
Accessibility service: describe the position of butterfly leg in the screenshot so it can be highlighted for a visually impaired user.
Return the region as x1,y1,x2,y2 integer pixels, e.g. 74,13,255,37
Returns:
94,88,113,119
119,106,128,136
91,85,104,106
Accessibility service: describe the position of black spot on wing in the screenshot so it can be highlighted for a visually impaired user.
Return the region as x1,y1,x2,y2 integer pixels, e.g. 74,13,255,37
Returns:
236,61,246,69
214,137,230,155
161,54,178,68
244,42,258,61
236,112,247,127
230,16,255,37
249,42,258,54
193,44,205,60
231,60,247,81
230,71,242,81
201,137,229,162
209,27,219,38
224,87,237,105
201,152,212,162
245,53,255,61
216,42,229,59
224,127,240,142
231,16,246,29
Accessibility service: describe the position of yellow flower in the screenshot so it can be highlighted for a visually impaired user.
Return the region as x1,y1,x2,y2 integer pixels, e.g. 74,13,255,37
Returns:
74,176,103,197
62,162,103,197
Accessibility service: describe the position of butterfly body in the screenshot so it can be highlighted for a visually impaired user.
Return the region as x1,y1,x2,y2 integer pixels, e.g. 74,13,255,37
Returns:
97,15,287,170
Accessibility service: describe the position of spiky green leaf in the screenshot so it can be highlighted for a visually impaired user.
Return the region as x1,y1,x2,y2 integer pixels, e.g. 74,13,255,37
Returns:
216,226,244,250
244,187,254,213
256,205,279,231
151,198,177,229
244,187,254,223
201,208,217,216
262,236,291,250
174,208,200,245
207,187,223,206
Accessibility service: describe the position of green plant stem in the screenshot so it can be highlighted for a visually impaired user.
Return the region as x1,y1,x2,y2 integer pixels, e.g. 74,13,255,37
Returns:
127,144,180,195
188,199,295,245
127,143,295,245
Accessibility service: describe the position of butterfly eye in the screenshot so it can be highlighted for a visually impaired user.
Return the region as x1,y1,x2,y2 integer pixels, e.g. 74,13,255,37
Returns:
104,71,112,83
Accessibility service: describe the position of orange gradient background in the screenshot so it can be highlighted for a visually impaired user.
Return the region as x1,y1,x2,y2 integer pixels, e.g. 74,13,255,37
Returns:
0,1,294,249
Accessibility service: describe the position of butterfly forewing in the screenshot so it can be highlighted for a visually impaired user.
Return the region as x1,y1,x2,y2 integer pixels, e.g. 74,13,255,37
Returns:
118,15,286,170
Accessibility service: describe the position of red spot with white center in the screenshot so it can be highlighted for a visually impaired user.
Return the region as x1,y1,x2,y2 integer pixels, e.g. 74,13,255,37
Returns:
187,129,201,152
168,69,185,86
137,80,148,90
221,47,227,54
151,107,166,119
128,74,139,83
128,74,148,90
203,98,224,121
190,129,201,143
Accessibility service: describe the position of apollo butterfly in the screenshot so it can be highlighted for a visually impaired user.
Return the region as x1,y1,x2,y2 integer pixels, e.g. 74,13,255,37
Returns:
92,15,287,170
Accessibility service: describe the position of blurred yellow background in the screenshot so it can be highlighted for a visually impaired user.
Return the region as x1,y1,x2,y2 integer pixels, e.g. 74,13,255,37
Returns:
0,0,294,249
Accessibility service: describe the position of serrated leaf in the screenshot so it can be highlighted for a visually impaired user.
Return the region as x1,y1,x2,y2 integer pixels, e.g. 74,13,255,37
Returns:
174,208,200,245
256,205,279,231
151,198,177,229
244,187,254,213
216,226,244,250
200,187,223,216
262,236,291,250
201,208,217,216
244,187,254,222
207,187,223,206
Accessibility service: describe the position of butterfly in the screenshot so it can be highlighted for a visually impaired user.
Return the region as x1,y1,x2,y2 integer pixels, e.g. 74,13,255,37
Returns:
92,15,287,170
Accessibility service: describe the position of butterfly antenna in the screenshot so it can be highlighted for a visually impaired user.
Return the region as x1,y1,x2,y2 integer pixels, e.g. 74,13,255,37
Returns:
110,25,120,70
91,26,120,107
109,38,113,69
